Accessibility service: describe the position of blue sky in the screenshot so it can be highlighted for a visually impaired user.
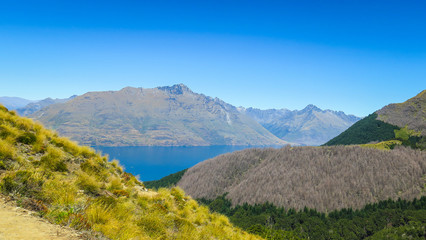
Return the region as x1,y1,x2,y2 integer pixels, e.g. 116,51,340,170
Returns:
0,0,425,116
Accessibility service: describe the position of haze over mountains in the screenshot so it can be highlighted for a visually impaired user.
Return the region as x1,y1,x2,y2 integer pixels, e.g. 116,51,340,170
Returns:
30,84,287,146
239,105,360,146
0,97,35,110
17,96,76,116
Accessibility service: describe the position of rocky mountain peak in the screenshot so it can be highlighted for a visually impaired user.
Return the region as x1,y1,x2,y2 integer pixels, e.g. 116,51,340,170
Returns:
301,104,321,113
157,83,192,95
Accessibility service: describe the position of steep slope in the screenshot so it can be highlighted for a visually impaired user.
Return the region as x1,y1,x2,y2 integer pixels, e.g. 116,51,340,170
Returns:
325,90,425,146
240,105,360,146
178,145,426,212
377,90,426,135
30,84,287,146
17,95,76,116
0,104,261,240
0,97,35,110
324,113,400,146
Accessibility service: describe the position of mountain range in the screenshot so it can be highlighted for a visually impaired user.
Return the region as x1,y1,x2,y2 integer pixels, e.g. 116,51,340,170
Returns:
29,84,288,146
16,96,76,116
1,84,359,147
239,105,360,145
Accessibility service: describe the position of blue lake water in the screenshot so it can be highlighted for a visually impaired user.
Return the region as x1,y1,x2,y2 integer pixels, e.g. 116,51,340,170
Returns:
93,146,261,181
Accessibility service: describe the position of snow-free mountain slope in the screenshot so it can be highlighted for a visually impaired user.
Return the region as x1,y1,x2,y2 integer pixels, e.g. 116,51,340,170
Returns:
240,105,360,145
17,96,76,116
326,90,426,146
31,84,287,146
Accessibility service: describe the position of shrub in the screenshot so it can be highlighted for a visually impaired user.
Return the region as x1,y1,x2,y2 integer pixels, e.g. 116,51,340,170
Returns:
0,124,20,139
0,105,8,112
0,160,6,169
14,117,34,131
40,146,68,172
16,132,37,145
0,139,16,160
76,172,101,196
43,177,78,205
0,170,44,199
107,176,123,191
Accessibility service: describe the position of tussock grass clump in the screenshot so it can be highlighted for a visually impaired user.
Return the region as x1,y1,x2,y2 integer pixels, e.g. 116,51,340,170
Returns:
0,138,17,162
0,104,261,240
40,146,68,172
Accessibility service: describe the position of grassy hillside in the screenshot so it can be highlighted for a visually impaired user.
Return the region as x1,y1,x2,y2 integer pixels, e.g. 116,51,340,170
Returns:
0,105,262,240
178,145,426,212
30,84,287,146
377,90,426,135
325,90,426,146
324,113,400,146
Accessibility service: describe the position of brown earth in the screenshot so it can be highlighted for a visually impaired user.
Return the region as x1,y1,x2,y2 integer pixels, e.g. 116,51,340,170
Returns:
0,196,83,240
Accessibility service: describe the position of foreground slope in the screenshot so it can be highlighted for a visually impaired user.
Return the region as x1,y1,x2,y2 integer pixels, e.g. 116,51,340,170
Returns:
30,84,287,146
0,105,261,240
240,105,360,145
178,145,425,212
325,90,425,146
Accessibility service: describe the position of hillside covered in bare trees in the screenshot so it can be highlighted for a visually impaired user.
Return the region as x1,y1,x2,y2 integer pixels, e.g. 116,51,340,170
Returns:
178,145,425,212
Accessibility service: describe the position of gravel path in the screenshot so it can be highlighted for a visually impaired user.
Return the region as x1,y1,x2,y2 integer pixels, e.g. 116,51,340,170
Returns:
0,196,82,240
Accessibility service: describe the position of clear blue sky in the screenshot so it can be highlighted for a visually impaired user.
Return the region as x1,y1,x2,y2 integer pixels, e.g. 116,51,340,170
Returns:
0,0,425,116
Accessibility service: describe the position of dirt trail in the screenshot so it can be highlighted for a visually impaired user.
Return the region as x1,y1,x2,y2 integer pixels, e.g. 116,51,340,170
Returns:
0,197,82,240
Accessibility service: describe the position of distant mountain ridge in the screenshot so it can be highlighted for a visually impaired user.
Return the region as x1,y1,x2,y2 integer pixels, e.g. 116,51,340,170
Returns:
239,105,360,145
0,97,36,110
30,84,288,146
17,95,76,116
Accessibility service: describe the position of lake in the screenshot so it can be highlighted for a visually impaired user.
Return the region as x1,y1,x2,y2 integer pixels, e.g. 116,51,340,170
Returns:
94,146,265,181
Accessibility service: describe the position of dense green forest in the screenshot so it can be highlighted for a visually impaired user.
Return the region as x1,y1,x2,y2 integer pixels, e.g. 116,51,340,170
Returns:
199,195,426,240
324,113,400,146
144,168,187,189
